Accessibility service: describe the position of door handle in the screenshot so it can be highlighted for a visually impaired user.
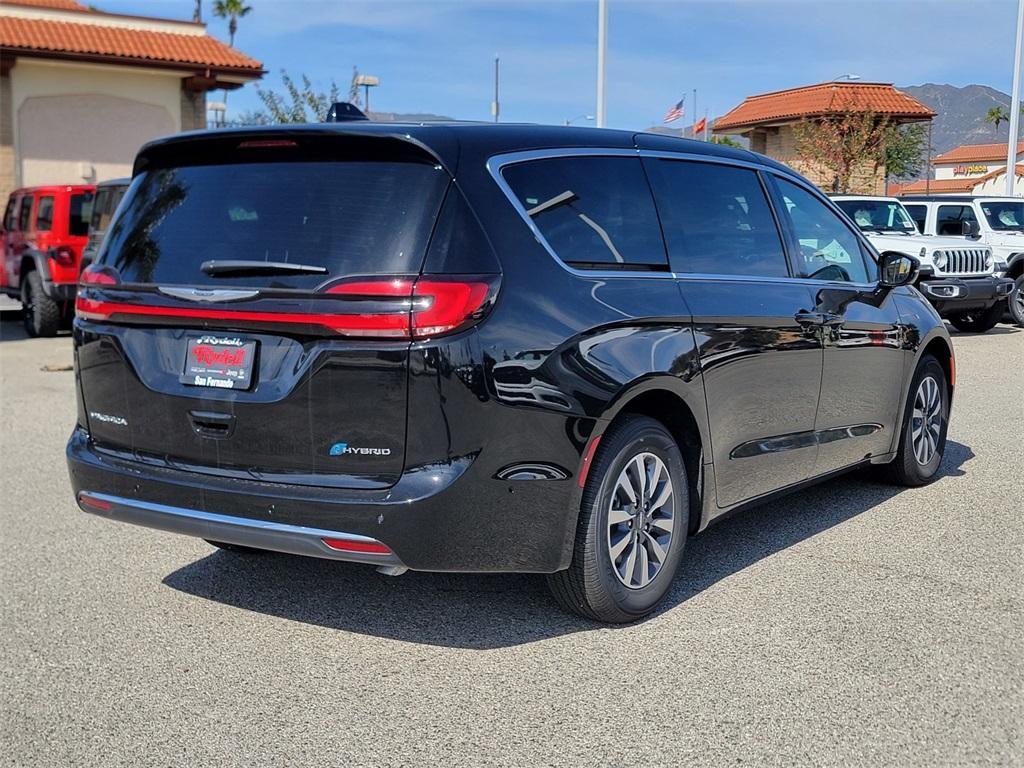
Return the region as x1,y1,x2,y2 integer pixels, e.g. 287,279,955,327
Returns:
794,311,826,326
794,311,844,327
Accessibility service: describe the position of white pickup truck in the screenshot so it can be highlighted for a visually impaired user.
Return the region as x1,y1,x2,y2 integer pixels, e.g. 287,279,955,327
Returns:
899,195,1024,327
832,195,1014,333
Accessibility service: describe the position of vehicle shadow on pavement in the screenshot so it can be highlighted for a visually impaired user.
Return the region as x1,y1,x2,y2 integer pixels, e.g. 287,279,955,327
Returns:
163,441,974,649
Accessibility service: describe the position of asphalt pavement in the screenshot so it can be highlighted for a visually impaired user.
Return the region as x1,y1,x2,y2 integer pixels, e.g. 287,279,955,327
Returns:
1,310,1021,767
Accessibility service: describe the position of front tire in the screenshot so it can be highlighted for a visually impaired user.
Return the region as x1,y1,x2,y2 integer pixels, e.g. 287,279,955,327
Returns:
21,270,60,337
886,355,949,487
547,415,688,623
1008,274,1024,328
947,302,1002,333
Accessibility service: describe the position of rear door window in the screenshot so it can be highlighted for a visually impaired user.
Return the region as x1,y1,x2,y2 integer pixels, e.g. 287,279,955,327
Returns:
501,156,668,271
69,192,94,237
643,158,789,277
99,161,449,289
903,204,928,233
936,204,978,236
35,196,55,232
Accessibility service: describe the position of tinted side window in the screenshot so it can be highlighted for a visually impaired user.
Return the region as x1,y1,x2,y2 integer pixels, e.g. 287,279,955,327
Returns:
90,189,110,230
644,159,788,277
776,178,871,283
502,156,668,270
936,204,978,236
903,204,927,233
36,196,55,232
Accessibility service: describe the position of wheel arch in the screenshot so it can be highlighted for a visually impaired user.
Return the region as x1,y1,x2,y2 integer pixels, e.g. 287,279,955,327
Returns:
599,380,708,535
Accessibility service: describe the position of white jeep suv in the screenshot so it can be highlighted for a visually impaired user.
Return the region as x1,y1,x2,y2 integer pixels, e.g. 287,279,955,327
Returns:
833,196,1013,333
899,195,1024,328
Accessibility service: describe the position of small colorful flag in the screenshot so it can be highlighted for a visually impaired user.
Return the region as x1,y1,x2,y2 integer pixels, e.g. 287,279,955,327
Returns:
693,116,707,135
663,98,685,124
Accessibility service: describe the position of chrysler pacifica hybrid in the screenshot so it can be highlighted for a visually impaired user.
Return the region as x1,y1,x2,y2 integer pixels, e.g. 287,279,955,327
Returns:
67,124,953,622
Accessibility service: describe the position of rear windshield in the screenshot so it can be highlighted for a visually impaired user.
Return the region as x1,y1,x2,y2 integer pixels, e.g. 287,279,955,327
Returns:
98,160,449,289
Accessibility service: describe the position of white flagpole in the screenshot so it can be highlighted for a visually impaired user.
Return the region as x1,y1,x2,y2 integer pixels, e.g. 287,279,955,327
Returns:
596,0,608,128
1007,0,1024,195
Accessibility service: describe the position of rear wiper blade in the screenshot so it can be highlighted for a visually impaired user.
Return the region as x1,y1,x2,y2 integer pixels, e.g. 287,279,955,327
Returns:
200,260,328,276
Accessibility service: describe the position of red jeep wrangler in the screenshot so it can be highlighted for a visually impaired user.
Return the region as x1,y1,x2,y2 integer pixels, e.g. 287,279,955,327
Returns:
2,185,95,336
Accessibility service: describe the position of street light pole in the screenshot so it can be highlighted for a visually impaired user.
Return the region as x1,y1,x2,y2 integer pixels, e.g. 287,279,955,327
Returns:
1007,0,1024,196
493,56,500,123
596,0,607,128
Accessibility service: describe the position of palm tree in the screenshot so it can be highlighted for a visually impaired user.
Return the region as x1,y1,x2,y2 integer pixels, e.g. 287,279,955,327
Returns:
211,0,252,120
213,0,251,48
986,106,1010,136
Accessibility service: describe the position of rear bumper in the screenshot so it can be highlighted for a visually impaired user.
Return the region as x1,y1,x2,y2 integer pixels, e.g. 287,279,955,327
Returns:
916,275,1013,315
66,427,579,573
77,491,404,568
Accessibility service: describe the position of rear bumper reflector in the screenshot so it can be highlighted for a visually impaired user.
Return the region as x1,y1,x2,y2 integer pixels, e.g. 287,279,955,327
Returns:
577,434,602,488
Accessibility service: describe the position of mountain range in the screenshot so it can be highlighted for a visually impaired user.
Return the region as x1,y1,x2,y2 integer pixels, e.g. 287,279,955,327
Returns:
898,83,1015,155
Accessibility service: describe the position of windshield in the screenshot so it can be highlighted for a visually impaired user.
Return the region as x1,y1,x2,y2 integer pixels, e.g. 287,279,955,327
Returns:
834,199,916,233
980,200,1024,232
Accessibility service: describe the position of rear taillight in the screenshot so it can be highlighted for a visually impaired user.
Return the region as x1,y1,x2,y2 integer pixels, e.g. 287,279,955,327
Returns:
74,273,498,338
50,246,75,267
79,264,120,286
327,275,498,339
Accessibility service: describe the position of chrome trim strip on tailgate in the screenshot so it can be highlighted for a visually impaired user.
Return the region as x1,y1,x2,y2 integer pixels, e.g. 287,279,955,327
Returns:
76,491,402,566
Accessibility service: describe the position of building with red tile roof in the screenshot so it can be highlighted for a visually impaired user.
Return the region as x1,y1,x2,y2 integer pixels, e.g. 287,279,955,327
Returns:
0,0,264,200
713,82,934,194
892,164,1024,196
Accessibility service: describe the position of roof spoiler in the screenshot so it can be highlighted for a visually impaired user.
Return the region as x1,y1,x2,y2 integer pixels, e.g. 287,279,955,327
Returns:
325,102,369,123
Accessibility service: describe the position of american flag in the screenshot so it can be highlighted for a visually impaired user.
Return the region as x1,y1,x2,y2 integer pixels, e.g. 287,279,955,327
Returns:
663,98,685,124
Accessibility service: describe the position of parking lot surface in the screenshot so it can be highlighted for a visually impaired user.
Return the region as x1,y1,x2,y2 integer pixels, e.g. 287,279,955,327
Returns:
1,311,1021,767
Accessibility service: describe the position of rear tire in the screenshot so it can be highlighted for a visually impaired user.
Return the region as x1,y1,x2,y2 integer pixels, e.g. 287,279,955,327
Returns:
947,302,1002,333
547,415,688,623
885,355,949,487
205,540,266,555
1008,274,1024,328
21,270,60,338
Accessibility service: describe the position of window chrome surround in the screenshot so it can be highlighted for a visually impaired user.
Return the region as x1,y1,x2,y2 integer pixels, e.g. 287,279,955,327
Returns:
486,147,881,290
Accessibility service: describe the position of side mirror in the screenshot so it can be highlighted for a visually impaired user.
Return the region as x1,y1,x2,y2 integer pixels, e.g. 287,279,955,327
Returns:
879,251,919,288
962,219,980,238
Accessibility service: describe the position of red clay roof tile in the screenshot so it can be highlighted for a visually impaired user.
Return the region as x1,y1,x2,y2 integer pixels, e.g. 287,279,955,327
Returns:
714,82,934,132
0,14,262,72
932,142,1024,164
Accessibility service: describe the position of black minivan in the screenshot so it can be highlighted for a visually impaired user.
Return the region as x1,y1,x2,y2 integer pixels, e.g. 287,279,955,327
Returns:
67,124,953,622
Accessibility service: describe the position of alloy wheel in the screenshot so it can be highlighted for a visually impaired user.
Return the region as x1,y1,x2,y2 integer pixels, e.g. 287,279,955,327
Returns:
911,375,942,466
606,452,674,589
1013,280,1024,321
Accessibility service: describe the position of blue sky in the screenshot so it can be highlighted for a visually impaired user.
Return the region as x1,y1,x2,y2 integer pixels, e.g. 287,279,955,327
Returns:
101,0,1021,128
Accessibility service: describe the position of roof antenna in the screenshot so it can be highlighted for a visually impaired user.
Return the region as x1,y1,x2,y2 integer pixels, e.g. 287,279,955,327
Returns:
325,102,370,123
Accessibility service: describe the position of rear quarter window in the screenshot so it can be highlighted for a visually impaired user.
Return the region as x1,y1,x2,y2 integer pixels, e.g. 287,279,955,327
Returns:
501,156,668,271
35,196,55,232
69,193,94,237
99,160,449,289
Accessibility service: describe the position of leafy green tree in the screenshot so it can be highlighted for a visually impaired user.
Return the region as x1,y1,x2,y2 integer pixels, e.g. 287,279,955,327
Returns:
249,70,341,124
883,123,928,182
711,135,743,149
213,0,251,47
